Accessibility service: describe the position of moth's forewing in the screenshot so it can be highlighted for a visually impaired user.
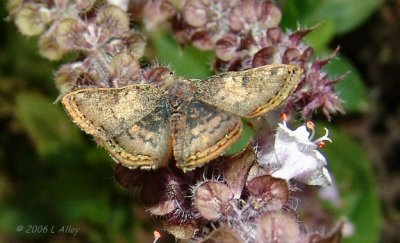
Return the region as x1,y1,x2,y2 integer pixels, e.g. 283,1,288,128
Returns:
62,85,170,169
194,64,302,118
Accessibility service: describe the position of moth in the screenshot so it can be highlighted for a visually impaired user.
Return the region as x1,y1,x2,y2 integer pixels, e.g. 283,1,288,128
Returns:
62,64,302,172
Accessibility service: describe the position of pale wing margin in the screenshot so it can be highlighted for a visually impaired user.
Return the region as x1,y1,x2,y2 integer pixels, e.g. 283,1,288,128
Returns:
194,64,303,118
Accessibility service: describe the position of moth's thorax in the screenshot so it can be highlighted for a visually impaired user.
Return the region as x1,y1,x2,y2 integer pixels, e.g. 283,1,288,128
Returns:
168,79,195,110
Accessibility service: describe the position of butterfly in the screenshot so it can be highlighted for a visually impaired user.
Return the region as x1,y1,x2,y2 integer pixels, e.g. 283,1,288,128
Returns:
61,64,302,172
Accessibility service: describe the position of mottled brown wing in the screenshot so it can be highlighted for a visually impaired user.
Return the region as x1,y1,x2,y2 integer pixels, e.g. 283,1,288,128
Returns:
172,100,242,172
61,85,171,169
193,64,302,118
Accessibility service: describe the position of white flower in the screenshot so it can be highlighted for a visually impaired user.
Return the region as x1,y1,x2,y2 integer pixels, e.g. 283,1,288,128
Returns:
260,121,333,186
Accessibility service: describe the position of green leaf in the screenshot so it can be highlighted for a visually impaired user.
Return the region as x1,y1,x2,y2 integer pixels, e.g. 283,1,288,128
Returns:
323,125,382,243
325,56,369,113
301,0,381,34
279,0,318,29
303,21,335,52
61,193,110,225
149,31,214,78
15,92,84,158
106,207,129,241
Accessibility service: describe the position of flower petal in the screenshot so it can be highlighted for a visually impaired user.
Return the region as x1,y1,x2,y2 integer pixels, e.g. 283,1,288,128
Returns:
270,122,332,186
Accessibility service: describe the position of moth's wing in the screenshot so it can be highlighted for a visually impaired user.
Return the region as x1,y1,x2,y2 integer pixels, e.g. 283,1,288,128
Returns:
62,85,171,169
194,64,302,118
103,103,171,169
172,100,242,172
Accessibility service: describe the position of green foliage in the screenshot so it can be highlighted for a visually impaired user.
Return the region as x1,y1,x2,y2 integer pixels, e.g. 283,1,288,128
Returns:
302,0,381,35
327,57,369,113
15,92,83,158
280,0,382,34
302,21,336,52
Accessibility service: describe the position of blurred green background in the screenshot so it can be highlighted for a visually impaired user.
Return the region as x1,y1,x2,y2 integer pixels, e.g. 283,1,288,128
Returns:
1,0,399,242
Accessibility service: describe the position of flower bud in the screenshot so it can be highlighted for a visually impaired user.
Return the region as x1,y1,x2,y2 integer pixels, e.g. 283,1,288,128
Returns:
194,181,233,221
39,30,65,61
143,0,176,30
55,63,82,93
247,175,289,211
109,52,141,86
7,0,22,15
15,4,49,36
183,0,208,28
267,28,282,44
165,221,197,240
259,2,282,29
56,18,90,51
147,197,178,216
252,47,275,67
125,32,147,59
96,5,130,37
143,67,174,86
191,31,214,50
215,35,239,61
283,47,301,64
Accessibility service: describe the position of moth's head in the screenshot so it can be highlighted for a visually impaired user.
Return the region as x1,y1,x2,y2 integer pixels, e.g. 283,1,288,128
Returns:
162,71,176,88
168,79,195,109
